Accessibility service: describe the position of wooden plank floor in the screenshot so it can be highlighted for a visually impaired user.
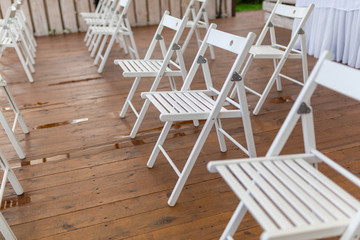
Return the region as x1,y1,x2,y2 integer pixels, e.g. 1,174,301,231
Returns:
0,11,358,239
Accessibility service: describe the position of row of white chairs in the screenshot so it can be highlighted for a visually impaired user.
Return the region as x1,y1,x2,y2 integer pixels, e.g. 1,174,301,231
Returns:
0,0,37,83
81,0,139,73
111,0,360,239
81,0,215,73
0,1,36,239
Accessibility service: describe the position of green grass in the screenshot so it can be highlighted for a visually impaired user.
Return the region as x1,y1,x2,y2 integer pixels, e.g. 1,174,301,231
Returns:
236,3,262,11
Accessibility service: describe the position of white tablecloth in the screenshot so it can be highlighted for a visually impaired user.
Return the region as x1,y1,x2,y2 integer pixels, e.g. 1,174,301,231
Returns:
294,0,360,68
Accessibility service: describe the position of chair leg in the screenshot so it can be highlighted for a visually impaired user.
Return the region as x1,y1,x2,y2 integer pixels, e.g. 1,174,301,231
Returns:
230,55,254,98
90,34,102,57
130,99,151,139
274,59,282,91
0,213,17,240
128,32,139,59
14,45,33,83
220,201,247,240
252,72,279,115
120,77,142,118
168,116,218,206
94,35,108,64
168,76,177,90
194,27,202,48
85,27,96,47
215,119,227,152
300,34,309,83
0,111,25,159
98,35,116,73
3,86,29,134
0,152,23,195
147,121,173,168
253,54,287,115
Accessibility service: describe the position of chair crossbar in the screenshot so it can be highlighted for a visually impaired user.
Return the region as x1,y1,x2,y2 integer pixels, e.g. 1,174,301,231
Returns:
217,128,249,156
158,145,181,177
127,100,139,118
279,73,304,86
11,113,19,132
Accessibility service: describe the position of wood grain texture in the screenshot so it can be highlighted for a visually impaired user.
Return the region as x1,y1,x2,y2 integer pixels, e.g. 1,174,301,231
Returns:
45,0,63,34
60,0,78,33
21,0,34,33
0,11,350,240
160,0,169,17
29,0,49,36
206,0,217,20
148,0,161,25
75,0,90,31
135,0,148,26
127,0,136,26
169,0,181,18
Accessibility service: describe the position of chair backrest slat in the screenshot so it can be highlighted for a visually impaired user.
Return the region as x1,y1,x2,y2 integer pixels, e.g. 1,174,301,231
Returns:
162,14,183,31
274,4,309,19
315,60,360,101
207,29,250,55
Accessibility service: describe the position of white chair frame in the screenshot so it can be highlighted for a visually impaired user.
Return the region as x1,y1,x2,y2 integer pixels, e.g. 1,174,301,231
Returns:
181,0,215,59
208,51,360,240
91,0,139,73
114,11,188,138
0,150,24,240
0,76,29,159
84,0,117,47
0,7,35,83
230,0,314,115
142,24,257,206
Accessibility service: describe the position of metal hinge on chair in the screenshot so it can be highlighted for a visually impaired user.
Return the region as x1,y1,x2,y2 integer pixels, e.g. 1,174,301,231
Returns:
297,102,311,114
267,21,274,28
172,43,181,50
298,28,305,35
231,72,242,82
155,34,163,40
197,55,207,64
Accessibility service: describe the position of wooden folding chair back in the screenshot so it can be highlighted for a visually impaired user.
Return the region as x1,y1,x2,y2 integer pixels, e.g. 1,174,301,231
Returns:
181,0,215,59
142,24,257,206
208,51,360,240
230,0,314,115
114,11,189,138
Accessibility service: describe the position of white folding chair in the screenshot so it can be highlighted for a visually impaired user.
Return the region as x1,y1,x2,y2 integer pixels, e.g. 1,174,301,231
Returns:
230,1,314,115
142,24,257,206
91,0,139,73
181,0,215,59
0,7,35,83
0,75,29,160
0,150,24,240
84,0,117,47
114,11,188,138
10,1,37,57
208,51,360,240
